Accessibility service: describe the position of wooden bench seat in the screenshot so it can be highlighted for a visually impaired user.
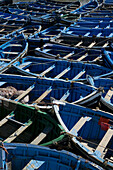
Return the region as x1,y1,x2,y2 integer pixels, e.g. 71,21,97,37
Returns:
95,128,113,157
31,125,53,145
54,67,70,79
4,121,32,143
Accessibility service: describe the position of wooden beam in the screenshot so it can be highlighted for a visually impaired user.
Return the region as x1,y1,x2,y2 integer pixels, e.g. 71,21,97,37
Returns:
72,70,85,80
31,126,53,145
33,86,52,104
70,117,91,135
0,114,14,127
63,51,74,59
76,53,88,61
88,42,96,48
104,88,113,101
4,121,32,143
0,58,11,62
40,64,55,76
60,90,70,101
14,84,35,102
95,128,113,157
2,51,19,55
102,42,108,48
54,67,70,79
75,41,83,47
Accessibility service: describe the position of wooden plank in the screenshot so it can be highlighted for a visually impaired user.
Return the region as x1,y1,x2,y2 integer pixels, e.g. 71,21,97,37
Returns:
9,44,22,47
72,70,85,80
76,53,88,61
60,90,70,101
104,88,113,101
93,56,101,62
18,13,24,15
4,16,11,19
18,62,32,69
95,128,113,156
4,121,32,143
0,29,5,33
63,51,74,59
54,67,70,79
40,64,55,76
2,51,19,55
23,160,45,170
84,32,90,36
0,114,14,127
33,86,52,104
97,33,102,37
14,84,35,102
13,18,18,20
88,42,96,48
75,41,83,47
31,126,53,145
70,117,91,134
0,58,11,62
102,42,108,48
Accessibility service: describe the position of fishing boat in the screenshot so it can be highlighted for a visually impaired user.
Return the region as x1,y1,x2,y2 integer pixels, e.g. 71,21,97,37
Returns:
11,55,113,81
0,33,28,72
0,11,29,24
86,75,113,113
0,98,66,146
53,99,113,169
51,34,112,50
0,74,102,108
0,143,103,170
70,0,99,15
62,27,113,38
28,23,66,49
72,20,113,28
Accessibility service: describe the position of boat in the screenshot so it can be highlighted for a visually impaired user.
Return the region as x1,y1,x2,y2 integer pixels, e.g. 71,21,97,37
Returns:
0,33,28,72
51,34,112,50
72,20,113,29
70,0,99,15
0,11,29,24
28,23,66,49
104,0,113,6
86,75,113,113
62,27,113,38
53,99,113,169
0,74,102,108
0,143,103,170
10,55,113,81
0,98,66,146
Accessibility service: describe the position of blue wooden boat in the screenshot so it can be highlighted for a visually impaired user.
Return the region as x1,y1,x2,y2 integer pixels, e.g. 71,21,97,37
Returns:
28,24,66,49
34,43,113,67
0,74,102,108
101,49,113,69
11,55,113,81
51,34,112,50
78,16,113,22
0,98,66,146
72,20,113,28
0,143,103,170
0,33,28,72
53,99,113,169
104,0,113,6
86,75,113,112
0,11,29,24
70,0,99,15
62,27,113,38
